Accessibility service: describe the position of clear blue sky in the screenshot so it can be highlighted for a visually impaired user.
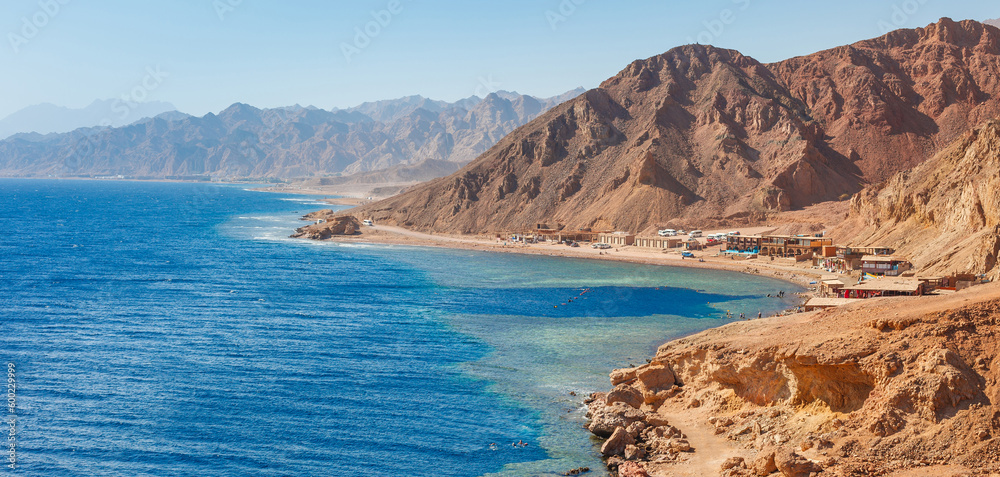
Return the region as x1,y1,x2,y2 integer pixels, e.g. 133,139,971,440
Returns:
1,0,996,118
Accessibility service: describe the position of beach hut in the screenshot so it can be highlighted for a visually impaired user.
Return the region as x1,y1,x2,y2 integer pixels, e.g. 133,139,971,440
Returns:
859,256,912,277
598,232,635,247
819,279,846,297
804,297,863,311
842,279,923,298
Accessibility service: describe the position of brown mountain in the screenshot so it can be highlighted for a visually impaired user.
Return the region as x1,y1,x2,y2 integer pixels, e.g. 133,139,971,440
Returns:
835,119,1000,279
348,18,1000,234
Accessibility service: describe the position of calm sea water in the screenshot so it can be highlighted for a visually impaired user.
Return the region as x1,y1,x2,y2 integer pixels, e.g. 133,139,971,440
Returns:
0,180,801,476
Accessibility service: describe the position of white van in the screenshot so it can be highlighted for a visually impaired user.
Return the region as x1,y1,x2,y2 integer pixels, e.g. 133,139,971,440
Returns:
658,229,676,237
363,219,374,226
689,230,703,238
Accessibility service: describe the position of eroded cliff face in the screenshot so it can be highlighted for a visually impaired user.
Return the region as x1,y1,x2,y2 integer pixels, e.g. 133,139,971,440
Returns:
586,288,1000,476
836,119,1000,279
771,18,1000,182
347,18,1000,235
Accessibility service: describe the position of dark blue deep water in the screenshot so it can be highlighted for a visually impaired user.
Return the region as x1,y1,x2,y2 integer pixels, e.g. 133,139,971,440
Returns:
0,180,801,476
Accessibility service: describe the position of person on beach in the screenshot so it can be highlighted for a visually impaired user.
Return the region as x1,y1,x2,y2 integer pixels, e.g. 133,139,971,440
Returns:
758,311,762,319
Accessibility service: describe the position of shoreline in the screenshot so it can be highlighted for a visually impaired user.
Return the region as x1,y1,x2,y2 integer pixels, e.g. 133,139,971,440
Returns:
301,224,832,302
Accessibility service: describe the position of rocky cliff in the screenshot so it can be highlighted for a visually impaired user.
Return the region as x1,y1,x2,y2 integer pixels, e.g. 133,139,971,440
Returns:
345,19,1000,234
836,119,1000,279
586,285,1000,476
0,90,583,179
290,212,361,240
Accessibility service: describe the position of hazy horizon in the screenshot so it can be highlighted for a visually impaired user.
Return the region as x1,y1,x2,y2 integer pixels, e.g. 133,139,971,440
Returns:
3,1,997,119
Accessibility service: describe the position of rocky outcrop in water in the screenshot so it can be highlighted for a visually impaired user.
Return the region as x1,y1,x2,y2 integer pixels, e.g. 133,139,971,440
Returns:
290,212,361,239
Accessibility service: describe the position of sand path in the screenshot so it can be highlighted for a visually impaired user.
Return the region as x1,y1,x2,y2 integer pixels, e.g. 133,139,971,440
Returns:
647,410,751,477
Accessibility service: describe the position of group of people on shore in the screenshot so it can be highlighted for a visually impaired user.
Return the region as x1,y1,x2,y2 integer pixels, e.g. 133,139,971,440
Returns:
726,310,763,320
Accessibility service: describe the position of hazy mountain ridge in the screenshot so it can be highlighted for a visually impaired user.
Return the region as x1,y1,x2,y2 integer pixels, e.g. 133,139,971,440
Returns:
0,100,177,140
348,18,1000,234
0,89,585,179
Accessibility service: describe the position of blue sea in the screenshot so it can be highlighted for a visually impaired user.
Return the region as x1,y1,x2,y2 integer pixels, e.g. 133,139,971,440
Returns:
0,180,801,476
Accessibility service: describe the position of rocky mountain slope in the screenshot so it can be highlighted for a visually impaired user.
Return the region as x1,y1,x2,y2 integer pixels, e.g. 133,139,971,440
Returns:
834,119,1000,280
586,283,1000,476
347,19,1000,234
0,89,583,179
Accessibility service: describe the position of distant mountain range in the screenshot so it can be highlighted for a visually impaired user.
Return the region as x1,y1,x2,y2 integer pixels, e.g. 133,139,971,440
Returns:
0,89,585,179
0,100,177,140
987,18,1000,28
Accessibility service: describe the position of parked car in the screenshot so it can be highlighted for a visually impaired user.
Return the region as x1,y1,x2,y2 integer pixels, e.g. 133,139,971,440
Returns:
681,251,695,258
569,241,580,248
362,219,374,226
689,230,703,238
657,229,677,237
591,243,611,249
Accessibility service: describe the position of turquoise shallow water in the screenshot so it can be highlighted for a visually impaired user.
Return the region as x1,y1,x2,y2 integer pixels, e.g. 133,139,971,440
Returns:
0,180,801,476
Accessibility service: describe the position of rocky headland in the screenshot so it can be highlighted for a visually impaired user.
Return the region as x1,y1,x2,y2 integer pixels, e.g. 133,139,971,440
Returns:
290,211,361,239
586,283,1000,476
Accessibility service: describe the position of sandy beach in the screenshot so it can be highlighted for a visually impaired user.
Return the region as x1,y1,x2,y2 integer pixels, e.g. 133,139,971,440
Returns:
301,222,844,301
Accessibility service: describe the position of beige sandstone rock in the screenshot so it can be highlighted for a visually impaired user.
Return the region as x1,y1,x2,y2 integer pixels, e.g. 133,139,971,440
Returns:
600,426,634,457
607,383,644,409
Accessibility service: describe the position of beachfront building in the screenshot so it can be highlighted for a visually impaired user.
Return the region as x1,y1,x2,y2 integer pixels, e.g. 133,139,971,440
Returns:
725,235,763,253
819,246,896,272
534,228,604,243
759,235,834,258
819,279,846,297
841,278,923,298
598,232,635,247
726,235,833,259
634,236,681,249
859,256,912,277
684,240,704,251
804,297,862,311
